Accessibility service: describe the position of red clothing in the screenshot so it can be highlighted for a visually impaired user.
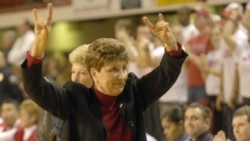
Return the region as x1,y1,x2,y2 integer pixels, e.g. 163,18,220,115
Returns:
0,122,8,132
14,126,37,141
187,32,212,86
94,87,132,141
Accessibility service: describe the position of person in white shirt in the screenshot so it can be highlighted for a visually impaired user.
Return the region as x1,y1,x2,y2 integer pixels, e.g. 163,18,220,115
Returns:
177,5,198,43
7,19,35,67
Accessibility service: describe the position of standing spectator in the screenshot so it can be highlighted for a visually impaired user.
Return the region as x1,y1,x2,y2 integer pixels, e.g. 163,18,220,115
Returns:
7,19,35,87
21,3,187,141
235,2,250,106
242,2,250,34
135,24,165,141
1,30,17,64
7,19,34,67
186,5,213,104
216,3,249,140
114,19,142,77
177,5,198,43
158,25,188,117
203,24,224,134
184,102,213,141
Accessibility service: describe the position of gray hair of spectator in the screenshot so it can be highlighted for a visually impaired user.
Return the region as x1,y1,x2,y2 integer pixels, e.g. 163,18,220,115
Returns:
69,44,89,65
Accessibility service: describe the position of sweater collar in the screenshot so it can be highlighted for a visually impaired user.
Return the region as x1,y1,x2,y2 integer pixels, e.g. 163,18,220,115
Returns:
94,86,117,107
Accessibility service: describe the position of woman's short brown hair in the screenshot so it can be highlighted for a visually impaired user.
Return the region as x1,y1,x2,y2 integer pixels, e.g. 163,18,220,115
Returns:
85,38,130,72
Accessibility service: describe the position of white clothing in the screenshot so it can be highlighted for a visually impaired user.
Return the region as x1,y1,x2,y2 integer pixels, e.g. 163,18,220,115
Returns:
0,119,21,141
238,49,250,98
205,49,223,96
221,40,238,103
146,133,157,141
152,46,188,102
0,128,16,141
0,119,20,132
7,30,34,67
23,125,37,141
182,24,198,42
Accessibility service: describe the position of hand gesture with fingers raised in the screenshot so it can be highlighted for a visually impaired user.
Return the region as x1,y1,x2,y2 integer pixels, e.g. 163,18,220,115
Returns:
143,13,178,51
213,131,231,141
31,3,53,58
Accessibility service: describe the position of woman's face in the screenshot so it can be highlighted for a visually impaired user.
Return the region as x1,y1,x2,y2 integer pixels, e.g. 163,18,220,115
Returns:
91,60,128,96
20,110,37,128
71,62,93,88
161,118,185,141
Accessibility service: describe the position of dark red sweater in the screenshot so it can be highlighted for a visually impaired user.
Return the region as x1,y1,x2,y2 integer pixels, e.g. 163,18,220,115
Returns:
94,87,132,141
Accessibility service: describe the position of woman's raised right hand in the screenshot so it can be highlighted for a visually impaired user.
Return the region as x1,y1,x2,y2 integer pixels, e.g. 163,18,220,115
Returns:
31,3,53,58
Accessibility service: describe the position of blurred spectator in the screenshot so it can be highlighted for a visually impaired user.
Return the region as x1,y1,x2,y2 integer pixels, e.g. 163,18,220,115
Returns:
0,99,20,141
201,24,224,134
114,18,142,77
0,51,25,105
184,102,213,141
14,99,39,141
7,19,34,67
1,30,17,64
134,24,165,141
43,52,68,86
242,2,250,34
157,25,188,120
177,5,198,43
161,104,190,141
186,5,213,104
216,3,249,140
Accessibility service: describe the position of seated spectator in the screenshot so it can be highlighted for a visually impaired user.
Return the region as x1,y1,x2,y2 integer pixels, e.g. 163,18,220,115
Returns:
0,99,20,132
0,99,21,141
161,104,190,141
184,102,213,141
14,99,39,141
214,105,250,141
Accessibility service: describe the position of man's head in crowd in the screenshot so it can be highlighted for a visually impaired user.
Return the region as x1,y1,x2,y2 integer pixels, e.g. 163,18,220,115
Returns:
0,99,20,128
184,102,212,139
232,105,250,141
